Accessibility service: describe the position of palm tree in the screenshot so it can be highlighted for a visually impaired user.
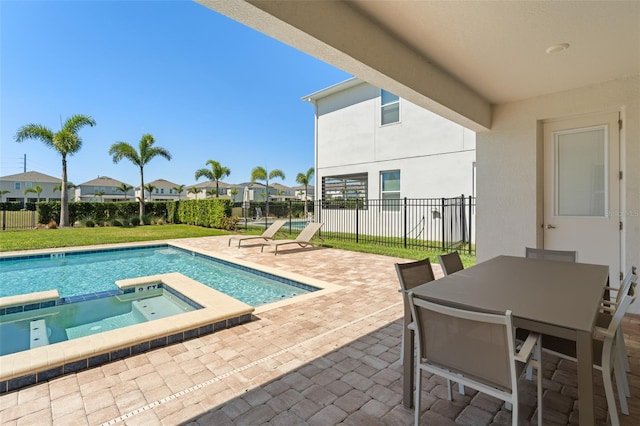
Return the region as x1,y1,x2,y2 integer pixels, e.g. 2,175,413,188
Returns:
230,188,238,201
108,134,172,221
14,114,96,227
24,185,43,202
116,183,134,200
0,190,10,201
251,166,285,218
53,182,76,193
296,167,314,216
94,190,106,202
172,184,185,200
206,188,217,198
194,160,230,198
188,186,201,199
144,184,156,202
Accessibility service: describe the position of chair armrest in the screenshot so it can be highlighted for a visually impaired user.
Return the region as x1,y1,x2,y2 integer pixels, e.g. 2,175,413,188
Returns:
407,321,416,331
514,332,540,363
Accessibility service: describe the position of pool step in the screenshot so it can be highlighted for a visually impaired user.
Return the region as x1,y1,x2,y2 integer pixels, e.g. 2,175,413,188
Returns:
30,319,49,349
132,296,184,321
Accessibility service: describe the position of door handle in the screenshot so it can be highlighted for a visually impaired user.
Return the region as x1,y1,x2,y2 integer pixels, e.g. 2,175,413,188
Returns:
546,224,556,229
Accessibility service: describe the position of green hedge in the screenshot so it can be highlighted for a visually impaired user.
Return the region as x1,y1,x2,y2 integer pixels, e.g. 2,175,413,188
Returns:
177,199,232,228
33,199,232,228
35,201,172,225
0,202,36,211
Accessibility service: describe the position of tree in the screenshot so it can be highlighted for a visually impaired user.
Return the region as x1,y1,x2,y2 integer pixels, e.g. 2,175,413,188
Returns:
188,186,201,199
296,167,315,215
172,184,185,200
194,160,230,198
144,184,156,201
24,185,43,202
251,166,285,218
94,190,106,202
206,188,216,198
108,134,171,221
116,183,134,200
53,182,76,193
0,190,10,201
230,188,238,201
14,114,96,227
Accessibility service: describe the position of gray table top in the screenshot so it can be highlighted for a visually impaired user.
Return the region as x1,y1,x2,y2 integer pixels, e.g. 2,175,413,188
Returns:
412,255,609,333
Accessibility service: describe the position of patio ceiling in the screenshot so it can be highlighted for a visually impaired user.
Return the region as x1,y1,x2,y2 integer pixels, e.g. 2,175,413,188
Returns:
197,0,640,131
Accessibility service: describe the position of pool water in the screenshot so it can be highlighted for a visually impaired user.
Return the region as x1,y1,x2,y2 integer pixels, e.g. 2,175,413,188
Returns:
0,289,197,356
0,246,314,306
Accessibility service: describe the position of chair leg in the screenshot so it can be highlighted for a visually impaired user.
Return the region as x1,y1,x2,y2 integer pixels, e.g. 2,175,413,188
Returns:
447,379,452,401
536,342,543,426
614,359,629,415
602,349,621,426
399,329,405,365
414,368,422,426
617,330,631,374
525,364,533,381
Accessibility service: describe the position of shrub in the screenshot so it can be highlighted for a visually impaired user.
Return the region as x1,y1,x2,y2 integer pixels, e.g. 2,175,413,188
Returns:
130,216,141,226
111,218,124,227
141,214,153,225
155,217,165,225
84,219,95,228
47,220,58,229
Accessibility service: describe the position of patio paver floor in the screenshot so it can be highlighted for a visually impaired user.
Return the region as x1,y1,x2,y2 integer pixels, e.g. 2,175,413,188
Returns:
1,236,639,425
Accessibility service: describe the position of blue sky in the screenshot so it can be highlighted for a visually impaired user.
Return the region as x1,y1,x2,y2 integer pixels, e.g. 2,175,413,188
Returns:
0,0,350,188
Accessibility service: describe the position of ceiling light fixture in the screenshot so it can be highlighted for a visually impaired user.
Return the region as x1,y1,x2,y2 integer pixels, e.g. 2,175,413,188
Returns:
546,43,570,54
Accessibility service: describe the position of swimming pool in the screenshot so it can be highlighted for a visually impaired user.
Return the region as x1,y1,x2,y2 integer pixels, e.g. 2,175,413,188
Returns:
0,245,316,306
0,286,199,356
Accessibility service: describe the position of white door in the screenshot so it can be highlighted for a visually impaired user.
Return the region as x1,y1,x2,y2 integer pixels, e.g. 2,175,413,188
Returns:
543,112,620,281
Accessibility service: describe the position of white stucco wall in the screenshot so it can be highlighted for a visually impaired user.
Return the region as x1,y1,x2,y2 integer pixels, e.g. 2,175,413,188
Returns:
476,75,640,310
315,81,476,199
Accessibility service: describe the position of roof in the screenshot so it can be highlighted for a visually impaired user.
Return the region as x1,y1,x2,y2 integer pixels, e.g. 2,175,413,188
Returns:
189,180,231,189
205,1,640,131
291,184,315,191
301,77,364,103
147,179,181,189
79,176,130,187
0,171,60,183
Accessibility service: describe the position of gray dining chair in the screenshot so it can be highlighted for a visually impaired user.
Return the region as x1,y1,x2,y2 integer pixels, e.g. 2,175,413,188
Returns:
408,292,543,426
542,282,637,426
437,251,464,276
525,247,577,262
395,258,436,366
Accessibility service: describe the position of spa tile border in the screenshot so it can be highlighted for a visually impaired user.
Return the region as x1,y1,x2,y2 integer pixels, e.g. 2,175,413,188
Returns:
0,312,253,394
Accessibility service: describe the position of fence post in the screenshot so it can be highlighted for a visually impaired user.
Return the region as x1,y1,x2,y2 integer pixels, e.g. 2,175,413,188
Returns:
403,197,408,248
468,195,473,255
441,197,446,251
460,194,466,245
288,199,292,234
2,210,5,231
355,199,359,243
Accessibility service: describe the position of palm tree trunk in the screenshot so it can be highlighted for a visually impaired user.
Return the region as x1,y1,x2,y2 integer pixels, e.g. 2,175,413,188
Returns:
139,167,145,221
60,155,69,227
215,180,219,198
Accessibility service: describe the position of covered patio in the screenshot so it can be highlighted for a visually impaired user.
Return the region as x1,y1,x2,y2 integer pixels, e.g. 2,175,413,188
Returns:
1,237,638,425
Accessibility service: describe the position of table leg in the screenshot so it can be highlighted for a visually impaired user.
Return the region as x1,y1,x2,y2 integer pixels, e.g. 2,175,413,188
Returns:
576,330,595,425
403,300,414,408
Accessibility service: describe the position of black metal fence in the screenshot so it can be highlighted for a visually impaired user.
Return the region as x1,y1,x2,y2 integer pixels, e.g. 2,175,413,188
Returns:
239,196,476,255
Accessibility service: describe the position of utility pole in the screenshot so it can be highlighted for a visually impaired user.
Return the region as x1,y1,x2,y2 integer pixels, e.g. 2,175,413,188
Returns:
23,154,26,173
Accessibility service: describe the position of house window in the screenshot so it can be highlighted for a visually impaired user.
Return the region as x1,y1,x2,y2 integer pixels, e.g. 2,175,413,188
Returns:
322,173,367,209
381,170,401,211
14,182,21,190
381,90,400,125
25,182,33,188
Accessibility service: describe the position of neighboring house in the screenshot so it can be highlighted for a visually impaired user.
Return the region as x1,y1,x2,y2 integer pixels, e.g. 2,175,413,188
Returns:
0,171,65,203
206,1,640,314
303,77,475,203
186,180,231,200
138,179,184,202
291,184,315,201
270,183,296,201
76,176,133,202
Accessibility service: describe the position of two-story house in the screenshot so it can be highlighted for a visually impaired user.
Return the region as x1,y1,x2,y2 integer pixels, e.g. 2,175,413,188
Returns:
137,179,185,201
75,176,134,202
0,171,65,204
302,77,476,203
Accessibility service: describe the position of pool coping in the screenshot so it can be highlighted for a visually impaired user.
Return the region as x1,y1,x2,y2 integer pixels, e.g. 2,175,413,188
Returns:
0,241,343,393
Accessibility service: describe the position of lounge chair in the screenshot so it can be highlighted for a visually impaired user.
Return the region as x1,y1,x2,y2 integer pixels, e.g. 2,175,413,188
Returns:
261,222,323,255
228,220,286,247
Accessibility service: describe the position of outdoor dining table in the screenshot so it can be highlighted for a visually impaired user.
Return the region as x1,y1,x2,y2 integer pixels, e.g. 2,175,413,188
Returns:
402,255,609,426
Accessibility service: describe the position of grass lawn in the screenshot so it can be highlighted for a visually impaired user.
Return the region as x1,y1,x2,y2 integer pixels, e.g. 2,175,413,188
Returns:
0,224,476,267
0,224,226,252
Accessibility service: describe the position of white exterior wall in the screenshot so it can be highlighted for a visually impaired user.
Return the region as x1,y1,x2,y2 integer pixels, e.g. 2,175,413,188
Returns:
315,81,476,199
476,75,640,311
